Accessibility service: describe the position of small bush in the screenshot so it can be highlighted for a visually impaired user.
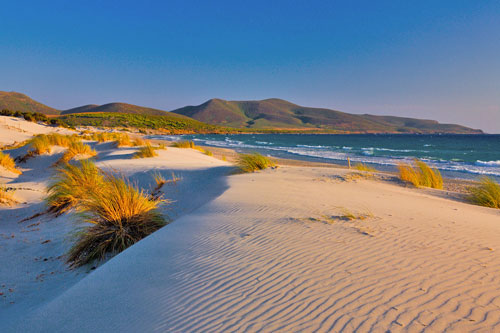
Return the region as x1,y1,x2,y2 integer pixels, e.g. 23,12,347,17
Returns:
67,174,167,267
354,163,376,172
237,153,276,173
133,144,158,159
46,160,104,216
172,140,195,148
398,159,443,189
0,151,22,174
468,176,500,209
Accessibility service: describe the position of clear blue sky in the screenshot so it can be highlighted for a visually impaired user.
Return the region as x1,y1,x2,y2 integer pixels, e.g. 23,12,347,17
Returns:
1,1,499,132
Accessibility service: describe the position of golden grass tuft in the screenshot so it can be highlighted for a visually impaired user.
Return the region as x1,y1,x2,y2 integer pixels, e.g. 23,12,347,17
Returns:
172,140,196,148
204,149,213,156
67,174,167,267
132,137,148,146
133,144,158,159
0,186,17,206
354,163,377,172
28,134,81,156
46,160,104,216
0,151,22,174
237,153,277,173
58,142,97,164
114,133,132,147
398,159,443,189
468,176,500,209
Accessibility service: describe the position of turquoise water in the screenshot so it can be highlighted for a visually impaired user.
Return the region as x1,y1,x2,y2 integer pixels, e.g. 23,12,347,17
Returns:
150,134,500,181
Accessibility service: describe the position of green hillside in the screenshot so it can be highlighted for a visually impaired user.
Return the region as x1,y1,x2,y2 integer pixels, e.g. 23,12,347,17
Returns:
62,103,172,116
171,98,482,134
0,91,59,115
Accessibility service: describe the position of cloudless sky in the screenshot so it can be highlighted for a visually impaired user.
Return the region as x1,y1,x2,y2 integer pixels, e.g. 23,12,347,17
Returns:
1,0,499,132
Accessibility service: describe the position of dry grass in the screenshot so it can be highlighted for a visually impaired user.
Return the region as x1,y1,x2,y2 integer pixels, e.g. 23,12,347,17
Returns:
237,153,277,173
0,186,17,206
0,151,21,174
338,208,374,221
28,134,81,156
354,163,377,172
172,140,196,149
468,176,500,209
398,159,443,189
67,174,167,267
114,133,132,147
46,160,104,216
132,137,150,146
58,142,97,164
133,144,158,159
204,149,213,156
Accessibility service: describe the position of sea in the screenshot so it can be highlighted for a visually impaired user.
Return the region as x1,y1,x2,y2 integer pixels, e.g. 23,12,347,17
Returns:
149,134,500,181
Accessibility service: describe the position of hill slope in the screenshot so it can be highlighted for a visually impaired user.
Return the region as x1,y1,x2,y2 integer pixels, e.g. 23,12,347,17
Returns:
172,98,482,134
62,103,171,116
0,91,59,115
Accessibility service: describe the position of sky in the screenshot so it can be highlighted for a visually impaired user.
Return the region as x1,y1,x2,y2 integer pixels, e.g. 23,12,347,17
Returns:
1,0,499,132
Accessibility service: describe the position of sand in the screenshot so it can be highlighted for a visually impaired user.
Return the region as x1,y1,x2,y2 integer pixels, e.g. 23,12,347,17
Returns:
1,117,500,332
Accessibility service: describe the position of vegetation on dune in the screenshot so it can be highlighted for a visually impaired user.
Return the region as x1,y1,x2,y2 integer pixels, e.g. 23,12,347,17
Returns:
67,173,167,267
468,176,500,209
0,151,22,174
133,144,158,159
204,149,213,156
114,133,132,147
46,160,104,216
398,159,443,189
354,163,377,172
237,153,277,173
58,142,97,164
0,186,17,206
172,140,196,148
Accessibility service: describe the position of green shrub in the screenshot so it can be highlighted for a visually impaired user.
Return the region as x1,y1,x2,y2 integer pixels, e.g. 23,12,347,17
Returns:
237,153,277,173
468,176,500,209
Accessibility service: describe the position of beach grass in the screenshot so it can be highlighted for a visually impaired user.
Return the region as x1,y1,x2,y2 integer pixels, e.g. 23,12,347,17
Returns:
398,159,443,189
46,160,104,216
468,176,500,209
172,140,196,148
0,151,22,174
114,133,132,147
58,142,97,164
67,174,167,267
237,153,276,173
133,144,158,159
203,149,213,156
0,186,17,206
354,163,377,172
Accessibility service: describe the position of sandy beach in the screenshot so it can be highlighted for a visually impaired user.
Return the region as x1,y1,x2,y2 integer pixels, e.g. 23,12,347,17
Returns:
1,118,500,332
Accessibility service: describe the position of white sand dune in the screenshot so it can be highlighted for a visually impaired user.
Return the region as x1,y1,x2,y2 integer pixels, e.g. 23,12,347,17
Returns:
0,116,73,146
4,164,500,332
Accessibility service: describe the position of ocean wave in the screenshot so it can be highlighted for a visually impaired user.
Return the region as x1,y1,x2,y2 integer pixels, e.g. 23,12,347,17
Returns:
476,160,500,167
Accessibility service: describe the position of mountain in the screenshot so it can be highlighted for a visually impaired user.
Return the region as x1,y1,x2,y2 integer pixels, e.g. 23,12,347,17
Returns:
62,103,170,116
0,91,59,115
171,98,483,134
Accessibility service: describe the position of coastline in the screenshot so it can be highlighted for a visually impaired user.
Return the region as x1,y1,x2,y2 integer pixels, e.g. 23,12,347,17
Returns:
1,119,500,331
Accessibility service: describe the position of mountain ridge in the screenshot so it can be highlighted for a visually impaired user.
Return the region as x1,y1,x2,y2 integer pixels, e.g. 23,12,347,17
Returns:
0,91,484,134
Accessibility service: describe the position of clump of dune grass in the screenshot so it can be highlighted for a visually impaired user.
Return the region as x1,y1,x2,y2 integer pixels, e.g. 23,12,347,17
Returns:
30,134,53,155
67,174,167,267
468,176,500,209
338,208,374,221
354,163,377,172
46,160,104,216
172,140,196,149
0,186,17,206
237,153,277,173
132,137,147,146
398,159,443,189
133,144,158,159
58,142,97,164
114,133,132,147
204,149,213,156
156,143,167,150
0,151,22,174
